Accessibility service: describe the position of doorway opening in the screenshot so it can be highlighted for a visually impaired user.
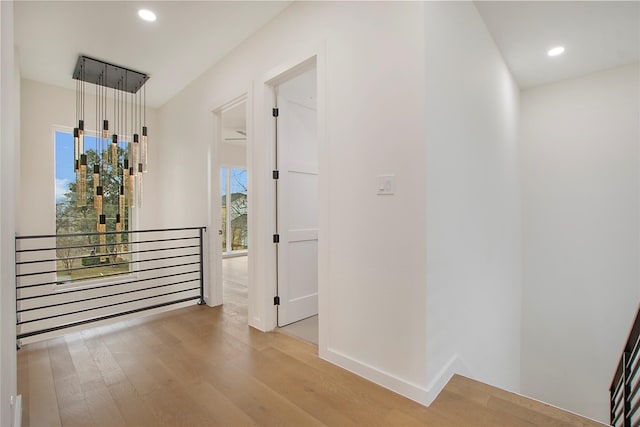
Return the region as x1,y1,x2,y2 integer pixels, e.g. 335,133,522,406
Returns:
217,99,249,319
272,62,319,344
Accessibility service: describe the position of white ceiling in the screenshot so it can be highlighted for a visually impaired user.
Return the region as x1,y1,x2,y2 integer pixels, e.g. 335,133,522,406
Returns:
475,1,640,89
14,1,292,108
13,1,640,107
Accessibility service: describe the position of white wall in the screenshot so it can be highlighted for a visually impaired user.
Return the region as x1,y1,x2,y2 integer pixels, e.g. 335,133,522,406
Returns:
1,1,20,425
155,1,430,403
220,143,246,168
424,1,522,398
520,63,640,423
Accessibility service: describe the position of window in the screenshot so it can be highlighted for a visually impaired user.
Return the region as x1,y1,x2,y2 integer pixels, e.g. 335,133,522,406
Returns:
55,130,130,281
221,167,247,253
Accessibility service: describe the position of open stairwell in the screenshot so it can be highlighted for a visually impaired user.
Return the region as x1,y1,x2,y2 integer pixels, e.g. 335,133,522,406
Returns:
432,374,606,427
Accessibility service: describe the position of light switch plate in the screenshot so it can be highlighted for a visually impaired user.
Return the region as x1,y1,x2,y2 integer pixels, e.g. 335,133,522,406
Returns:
377,174,395,195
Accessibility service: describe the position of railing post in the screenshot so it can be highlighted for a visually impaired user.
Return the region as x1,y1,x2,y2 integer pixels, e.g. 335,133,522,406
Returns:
624,351,631,427
198,227,205,305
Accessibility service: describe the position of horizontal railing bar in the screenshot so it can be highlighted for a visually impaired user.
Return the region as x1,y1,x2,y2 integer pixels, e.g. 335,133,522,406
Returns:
16,236,199,254
17,260,129,277
628,359,640,388
613,375,625,395
16,296,200,339
17,278,199,313
15,227,206,240
629,340,640,372
16,244,201,265
17,288,199,325
17,270,199,300
16,261,200,289
17,252,199,278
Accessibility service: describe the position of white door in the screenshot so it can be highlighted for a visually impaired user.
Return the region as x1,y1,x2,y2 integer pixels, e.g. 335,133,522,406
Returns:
276,67,318,327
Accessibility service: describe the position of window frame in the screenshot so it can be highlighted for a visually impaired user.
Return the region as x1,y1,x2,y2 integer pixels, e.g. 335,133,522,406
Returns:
220,166,248,256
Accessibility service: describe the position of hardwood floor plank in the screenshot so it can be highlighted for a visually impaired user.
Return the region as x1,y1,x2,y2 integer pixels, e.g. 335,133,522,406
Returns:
83,387,127,427
86,341,127,387
64,334,108,393
181,379,260,427
244,346,387,426
47,337,76,381
23,341,61,427
447,375,606,427
63,333,127,427
137,381,215,427
382,408,452,427
431,389,538,427
17,343,30,427
235,349,361,426
107,380,162,427
102,326,179,398
204,360,328,427
52,374,93,427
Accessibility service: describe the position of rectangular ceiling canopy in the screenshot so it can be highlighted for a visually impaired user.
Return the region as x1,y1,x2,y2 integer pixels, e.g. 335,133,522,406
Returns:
72,55,149,94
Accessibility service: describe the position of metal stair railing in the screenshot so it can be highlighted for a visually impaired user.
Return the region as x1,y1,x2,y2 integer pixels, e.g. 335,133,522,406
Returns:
15,227,206,345
611,306,640,427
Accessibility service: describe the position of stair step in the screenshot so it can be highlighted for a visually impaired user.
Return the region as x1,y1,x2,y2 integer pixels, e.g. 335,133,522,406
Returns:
430,374,607,426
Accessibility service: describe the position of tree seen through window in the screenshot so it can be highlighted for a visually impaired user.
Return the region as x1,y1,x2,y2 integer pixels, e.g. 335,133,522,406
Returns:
55,131,130,281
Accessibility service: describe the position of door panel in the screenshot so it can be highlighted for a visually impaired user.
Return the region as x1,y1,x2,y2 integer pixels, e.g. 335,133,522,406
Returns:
285,239,318,322
277,66,318,327
286,172,318,229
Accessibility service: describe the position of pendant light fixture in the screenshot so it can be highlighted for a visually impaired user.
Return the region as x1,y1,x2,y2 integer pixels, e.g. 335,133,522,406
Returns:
72,55,150,241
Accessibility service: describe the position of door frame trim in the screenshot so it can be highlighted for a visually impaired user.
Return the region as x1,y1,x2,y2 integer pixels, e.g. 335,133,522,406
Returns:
210,94,248,308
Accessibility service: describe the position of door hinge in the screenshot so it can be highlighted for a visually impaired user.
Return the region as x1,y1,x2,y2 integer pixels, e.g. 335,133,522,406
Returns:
274,296,280,306
273,234,280,243
272,107,279,117
272,170,279,180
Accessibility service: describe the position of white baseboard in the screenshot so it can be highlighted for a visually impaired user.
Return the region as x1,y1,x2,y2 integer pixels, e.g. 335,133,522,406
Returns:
320,349,471,408
424,355,471,405
11,395,22,427
322,348,430,405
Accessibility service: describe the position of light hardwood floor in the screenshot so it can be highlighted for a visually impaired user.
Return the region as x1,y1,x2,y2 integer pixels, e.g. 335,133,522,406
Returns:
17,257,606,426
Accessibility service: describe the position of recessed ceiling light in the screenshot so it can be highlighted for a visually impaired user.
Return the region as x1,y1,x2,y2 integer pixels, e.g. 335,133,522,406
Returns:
138,9,156,22
547,46,565,57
